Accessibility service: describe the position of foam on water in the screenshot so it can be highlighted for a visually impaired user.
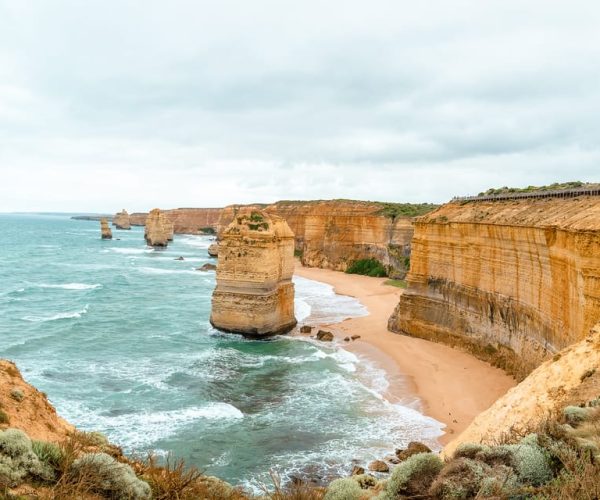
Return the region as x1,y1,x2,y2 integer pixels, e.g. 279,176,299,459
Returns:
0,216,443,488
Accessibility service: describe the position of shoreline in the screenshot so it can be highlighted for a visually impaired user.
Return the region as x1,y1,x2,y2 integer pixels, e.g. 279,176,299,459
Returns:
294,264,516,445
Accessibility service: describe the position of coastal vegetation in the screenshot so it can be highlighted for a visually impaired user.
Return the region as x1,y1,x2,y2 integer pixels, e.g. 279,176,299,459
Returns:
477,181,591,197
346,258,388,277
384,279,407,288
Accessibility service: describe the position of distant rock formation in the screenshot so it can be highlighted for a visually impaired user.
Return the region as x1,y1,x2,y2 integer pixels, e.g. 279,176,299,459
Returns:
210,209,297,337
100,218,112,239
144,209,170,247
165,220,175,241
208,243,218,257
112,209,131,230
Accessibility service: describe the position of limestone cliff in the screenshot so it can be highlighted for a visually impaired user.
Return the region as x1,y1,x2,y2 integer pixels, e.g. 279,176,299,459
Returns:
389,195,600,378
218,201,435,278
444,323,600,456
163,208,221,234
100,218,112,239
112,209,131,230
130,212,148,226
210,209,297,337
144,208,170,247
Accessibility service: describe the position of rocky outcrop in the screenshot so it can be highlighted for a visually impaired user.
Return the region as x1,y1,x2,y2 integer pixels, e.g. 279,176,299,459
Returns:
0,361,74,442
130,212,148,226
163,208,221,234
389,196,600,378
218,201,436,278
144,208,170,247
444,323,600,457
210,209,297,337
100,218,112,239
208,243,218,257
112,209,131,230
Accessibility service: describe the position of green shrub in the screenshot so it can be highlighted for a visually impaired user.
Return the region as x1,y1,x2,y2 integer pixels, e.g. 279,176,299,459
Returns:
353,474,377,489
323,477,363,500
346,259,387,277
199,227,215,235
70,452,151,500
500,434,553,486
383,452,443,498
564,405,592,424
10,389,24,402
0,429,54,487
0,411,9,425
32,440,62,470
429,458,490,499
453,442,488,460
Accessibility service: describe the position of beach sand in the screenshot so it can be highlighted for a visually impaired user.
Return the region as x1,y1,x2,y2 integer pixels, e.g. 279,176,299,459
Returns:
294,264,516,445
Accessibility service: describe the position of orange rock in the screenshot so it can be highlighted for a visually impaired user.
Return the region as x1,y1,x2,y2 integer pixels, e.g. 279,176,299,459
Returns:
144,208,170,247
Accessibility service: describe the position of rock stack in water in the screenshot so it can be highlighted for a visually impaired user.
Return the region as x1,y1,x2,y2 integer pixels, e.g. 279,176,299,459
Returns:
210,209,297,337
144,208,170,247
100,218,112,239
112,209,131,230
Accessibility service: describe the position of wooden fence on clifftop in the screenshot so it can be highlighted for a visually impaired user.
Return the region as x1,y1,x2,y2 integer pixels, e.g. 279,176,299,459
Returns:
453,186,600,203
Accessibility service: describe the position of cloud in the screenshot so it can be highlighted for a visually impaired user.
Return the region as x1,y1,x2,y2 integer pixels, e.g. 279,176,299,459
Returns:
0,0,599,211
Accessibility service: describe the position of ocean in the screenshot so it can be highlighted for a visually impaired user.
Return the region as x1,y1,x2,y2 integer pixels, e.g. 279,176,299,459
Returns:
0,214,442,490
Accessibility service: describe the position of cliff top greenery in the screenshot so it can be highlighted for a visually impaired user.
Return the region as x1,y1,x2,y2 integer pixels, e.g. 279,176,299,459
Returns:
270,199,439,218
477,181,598,197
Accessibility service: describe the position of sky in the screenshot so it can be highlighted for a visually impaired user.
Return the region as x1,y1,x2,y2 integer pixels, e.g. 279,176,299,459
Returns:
1,0,599,212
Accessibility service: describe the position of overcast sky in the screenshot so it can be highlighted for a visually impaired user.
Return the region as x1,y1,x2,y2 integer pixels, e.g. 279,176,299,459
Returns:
1,1,599,212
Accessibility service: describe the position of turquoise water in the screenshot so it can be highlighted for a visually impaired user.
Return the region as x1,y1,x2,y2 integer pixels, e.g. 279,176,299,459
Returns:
0,214,442,489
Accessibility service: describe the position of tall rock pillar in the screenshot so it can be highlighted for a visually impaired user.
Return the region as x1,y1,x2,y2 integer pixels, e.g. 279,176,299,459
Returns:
144,208,170,247
210,209,297,337
113,209,131,230
100,218,112,239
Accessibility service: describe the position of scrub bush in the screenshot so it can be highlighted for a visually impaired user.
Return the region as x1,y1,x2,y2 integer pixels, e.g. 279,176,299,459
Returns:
346,259,387,277
32,440,62,470
9,389,24,402
323,477,363,500
380,452,443,498
0,429,54,486
69,452,151,500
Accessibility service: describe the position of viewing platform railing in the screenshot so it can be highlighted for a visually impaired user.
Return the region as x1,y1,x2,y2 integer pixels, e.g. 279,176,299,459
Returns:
453,186,600,202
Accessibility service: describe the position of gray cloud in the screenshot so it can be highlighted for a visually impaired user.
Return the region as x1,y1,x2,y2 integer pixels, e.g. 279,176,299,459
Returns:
0,0,599,211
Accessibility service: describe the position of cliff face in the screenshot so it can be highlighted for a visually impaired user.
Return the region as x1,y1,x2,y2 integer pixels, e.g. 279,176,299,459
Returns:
218,201,418,278
210,209,296,337
130,212,148,226
389,196,600,377
112,209,131,230
444,323,600,457
125,209,221,234
144,208,170,247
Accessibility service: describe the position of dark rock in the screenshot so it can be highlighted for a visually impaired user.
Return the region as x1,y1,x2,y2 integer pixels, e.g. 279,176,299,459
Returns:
344,337,351,342
197,263,217,272
385,455,400,464
396,441,432,462
316,330,334,342
368,460,389,473
175,256,185,261
351,335,361,340
300,325,313,334
350,466,365,476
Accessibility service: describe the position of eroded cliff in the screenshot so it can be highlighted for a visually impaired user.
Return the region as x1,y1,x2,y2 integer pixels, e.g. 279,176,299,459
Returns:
389,195,600,378
218,200,435,278
112,209,131,230
210,209,296,337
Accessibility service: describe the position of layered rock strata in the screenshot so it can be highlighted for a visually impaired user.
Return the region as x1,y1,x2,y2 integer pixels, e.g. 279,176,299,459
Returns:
217,200,431,278
144,208,170,247
210,209,297,337
125,208,221,234
100,218,112,239
112,209,131,229
389,196,600,378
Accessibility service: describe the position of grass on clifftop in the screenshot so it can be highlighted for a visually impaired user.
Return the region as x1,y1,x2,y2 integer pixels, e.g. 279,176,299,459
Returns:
384,279,407,288
478,181,594,197
272,199,439,218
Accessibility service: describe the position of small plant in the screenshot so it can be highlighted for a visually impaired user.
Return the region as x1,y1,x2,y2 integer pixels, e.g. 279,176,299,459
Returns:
323,477,363,500
10,389,24,402
0,428,54,486
0,411,9,425
32,440,63,470
68,452,151,499
346,259,388,277
294,249,304,259
383,279,407,288
382,452,443,498
199,227,216,235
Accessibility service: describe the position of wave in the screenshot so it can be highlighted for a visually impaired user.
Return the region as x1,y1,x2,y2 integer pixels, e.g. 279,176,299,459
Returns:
294,299,311,322
61,402,243,449
104,247,153,255
22,304,89,322
36,283,102,290
137,267,199,276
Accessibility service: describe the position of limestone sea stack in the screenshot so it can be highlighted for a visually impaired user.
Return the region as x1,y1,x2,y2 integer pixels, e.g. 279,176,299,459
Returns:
112,209,131,229
144,208,170,247
210,209,297,337
100,218,112,239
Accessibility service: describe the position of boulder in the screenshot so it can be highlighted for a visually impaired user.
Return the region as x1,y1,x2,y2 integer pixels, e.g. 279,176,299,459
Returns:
396,442,432,462
316,330,334,342
210,209,297,337
175,256,185,261
144,209,170,247
198,263,217,272
208,243,219,257
368,460,390,473
100,218,112,240
350,466,365,476
351,335,361,340
344,337,351,342
300,325,313,334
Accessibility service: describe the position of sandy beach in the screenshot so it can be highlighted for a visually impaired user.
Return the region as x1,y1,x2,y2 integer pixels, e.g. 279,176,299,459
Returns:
294,264,516,445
